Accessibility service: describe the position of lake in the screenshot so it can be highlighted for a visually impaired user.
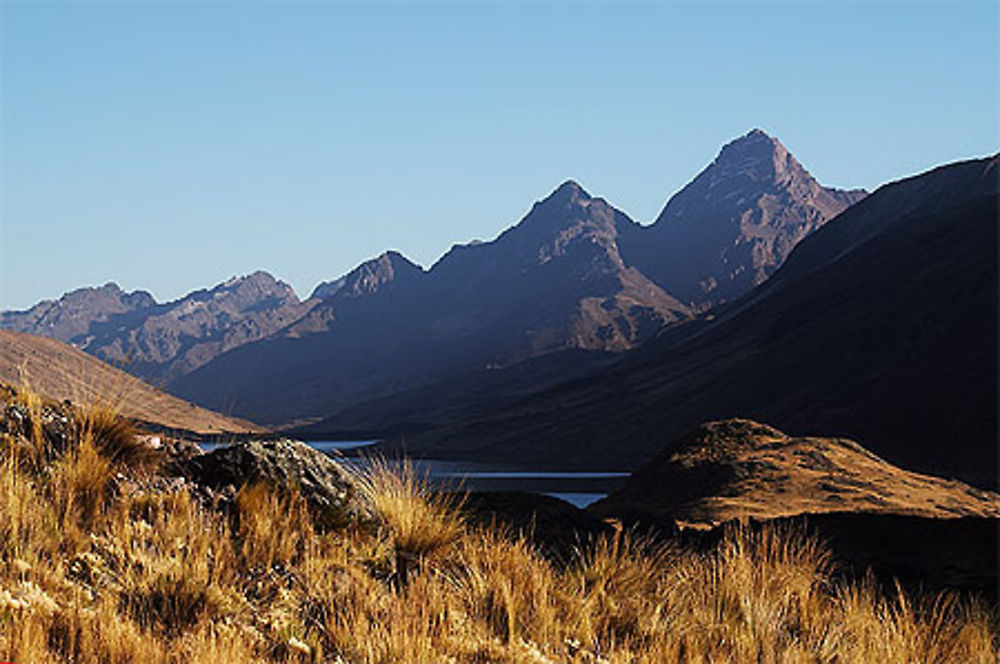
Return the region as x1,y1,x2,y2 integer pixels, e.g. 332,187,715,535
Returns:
202,440,628,508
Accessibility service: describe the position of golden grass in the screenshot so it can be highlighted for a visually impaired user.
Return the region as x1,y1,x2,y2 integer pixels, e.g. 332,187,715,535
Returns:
0,386,997,662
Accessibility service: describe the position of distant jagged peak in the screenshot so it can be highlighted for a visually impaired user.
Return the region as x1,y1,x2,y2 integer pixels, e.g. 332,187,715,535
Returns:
216,270,284,289
54,281,157,309
528,179,597,214
199,270,300,304
548,178,591,202
218,270,275,288
502,178,636,243
310,250,424,301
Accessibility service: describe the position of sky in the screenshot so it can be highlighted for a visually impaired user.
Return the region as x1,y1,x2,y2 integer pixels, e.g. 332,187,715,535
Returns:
1,1,997,310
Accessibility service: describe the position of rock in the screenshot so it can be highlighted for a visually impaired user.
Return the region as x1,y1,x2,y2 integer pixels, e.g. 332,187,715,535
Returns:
183,439,373,527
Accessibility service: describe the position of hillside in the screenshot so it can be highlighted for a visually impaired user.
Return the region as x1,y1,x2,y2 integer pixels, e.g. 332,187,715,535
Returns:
378,154,998,489
592,419,1000,527
0,330,259,435
4,401,995,661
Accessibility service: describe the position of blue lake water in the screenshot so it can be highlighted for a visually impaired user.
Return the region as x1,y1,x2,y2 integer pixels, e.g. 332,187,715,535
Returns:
200,440,628,508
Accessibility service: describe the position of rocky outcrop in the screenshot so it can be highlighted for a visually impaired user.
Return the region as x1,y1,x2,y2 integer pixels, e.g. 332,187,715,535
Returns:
183,439,373,527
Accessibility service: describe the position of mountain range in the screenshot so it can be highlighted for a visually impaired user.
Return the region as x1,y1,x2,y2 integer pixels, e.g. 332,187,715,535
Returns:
345,153,997,489
0,272,311,384
0,129,865,425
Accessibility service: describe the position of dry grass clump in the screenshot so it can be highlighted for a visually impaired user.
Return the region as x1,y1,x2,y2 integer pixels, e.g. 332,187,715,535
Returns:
349,457,467,586
77,402,163,472
0,387,997,663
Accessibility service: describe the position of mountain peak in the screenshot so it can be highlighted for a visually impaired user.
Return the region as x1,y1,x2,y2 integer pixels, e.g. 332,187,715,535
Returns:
745,127,776,140
539,179,592,207
310,251,423,301
712,128,798,182
619,130,866,308
380,250,422,271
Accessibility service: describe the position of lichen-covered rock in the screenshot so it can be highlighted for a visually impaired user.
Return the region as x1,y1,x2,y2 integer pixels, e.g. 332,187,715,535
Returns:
183,439,373,527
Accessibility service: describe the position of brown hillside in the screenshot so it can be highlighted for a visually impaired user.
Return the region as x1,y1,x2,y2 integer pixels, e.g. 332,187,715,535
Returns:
592,419,1000,528
0,329,260,435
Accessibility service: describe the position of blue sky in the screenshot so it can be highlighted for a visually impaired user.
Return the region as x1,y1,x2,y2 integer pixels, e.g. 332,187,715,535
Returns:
1,1,997,310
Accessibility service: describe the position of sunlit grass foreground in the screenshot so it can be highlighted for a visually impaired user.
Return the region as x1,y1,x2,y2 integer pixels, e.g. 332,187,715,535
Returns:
0,385,996,663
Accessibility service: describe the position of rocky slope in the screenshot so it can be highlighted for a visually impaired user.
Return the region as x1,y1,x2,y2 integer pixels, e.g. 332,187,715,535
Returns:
591,419,1000,527
384,154,998,489
0,329,259,435
621,129,866,309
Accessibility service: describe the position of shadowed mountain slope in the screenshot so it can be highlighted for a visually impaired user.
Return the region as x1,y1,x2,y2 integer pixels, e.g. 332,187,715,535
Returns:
297,349,619,438
0,329,259,435
383,155,998,489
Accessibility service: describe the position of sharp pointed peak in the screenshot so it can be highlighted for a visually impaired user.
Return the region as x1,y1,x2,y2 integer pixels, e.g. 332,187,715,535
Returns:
719,127,786,154
541,179,592,203
310,251,423,301
744,127,777,141
376,249,421,269
705,128,807,184
347,250,423,276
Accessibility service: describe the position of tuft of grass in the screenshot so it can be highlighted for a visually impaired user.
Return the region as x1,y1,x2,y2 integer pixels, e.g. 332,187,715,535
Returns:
77,402,164,473
234,482,314,570
350,457,466,586
51,435,114,534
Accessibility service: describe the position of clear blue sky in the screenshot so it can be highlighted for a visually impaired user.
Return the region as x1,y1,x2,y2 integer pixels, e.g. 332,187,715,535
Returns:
1,1,997,310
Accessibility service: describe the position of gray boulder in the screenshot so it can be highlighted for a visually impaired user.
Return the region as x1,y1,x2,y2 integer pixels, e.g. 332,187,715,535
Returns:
185,439,373,527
